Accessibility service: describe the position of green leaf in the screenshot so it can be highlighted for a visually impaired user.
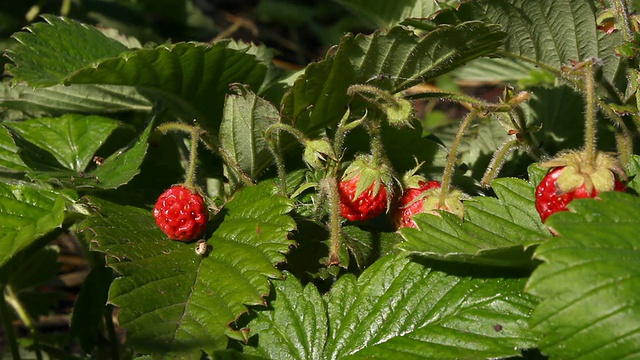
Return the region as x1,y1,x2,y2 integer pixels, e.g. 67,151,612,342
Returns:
6,16,269,133
526,192,640,359
0,182,66,269
0,84,152,115
78,181,295,355
336,0,442,29
282,22,506,134
219,84,278,180
430,0,626,86
248,254,539,359
0,126,28,171
246,274,327,360
90,116,154,189
398,177,549,268
5,15,129,87
7,114,120,172
66,41,267,133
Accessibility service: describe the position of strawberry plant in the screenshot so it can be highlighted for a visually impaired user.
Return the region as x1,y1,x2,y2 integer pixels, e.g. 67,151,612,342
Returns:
1,0,640,359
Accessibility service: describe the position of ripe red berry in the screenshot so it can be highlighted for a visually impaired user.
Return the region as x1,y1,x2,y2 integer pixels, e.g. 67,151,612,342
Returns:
338,175,389,221
535,166,626,223
395,180,442,229
153,185,209,241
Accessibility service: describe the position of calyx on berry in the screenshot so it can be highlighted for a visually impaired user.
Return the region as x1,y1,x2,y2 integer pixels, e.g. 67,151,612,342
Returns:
535,150,627,222
338,155,395,221
540,151,626,195
154,185,209,242
394,169,464,229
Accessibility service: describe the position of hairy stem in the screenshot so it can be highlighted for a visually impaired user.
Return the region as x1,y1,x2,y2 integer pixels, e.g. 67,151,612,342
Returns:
583,60,598,166
267,136,289,196
199,134,255,187
263,123,311,196
481,139,520,187
323,176,343,265
366,119,386,167
438,109,480,207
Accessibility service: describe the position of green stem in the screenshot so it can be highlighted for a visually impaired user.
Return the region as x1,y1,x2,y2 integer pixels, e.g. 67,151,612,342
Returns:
200,135,254,187
347,84,399,108
267,136,289,196
366,119,386,167
263,123,309,145
263,123,311,196
0,284,20,360
481,139,519,187
584,60,598,167
323,176,343,265
5,285,41,360
104,305,119,360
438,109,480,208
156,122,204,189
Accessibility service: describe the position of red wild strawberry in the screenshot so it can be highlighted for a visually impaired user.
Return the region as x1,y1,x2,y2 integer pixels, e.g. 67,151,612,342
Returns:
394,180,465,230
395,180,442,229
153,185,209,241
339,175,388,221
338,156,394,222
535,151,627,223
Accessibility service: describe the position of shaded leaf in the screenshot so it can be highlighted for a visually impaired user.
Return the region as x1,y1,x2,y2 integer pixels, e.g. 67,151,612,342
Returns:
5,15,129,87
78,181,295,355
282,22,506,135
342,225,401,271
430,0,626,86
526,192,640,359
0,182,66,269
398,177,549,268
220,84,278,180
7,114,120,172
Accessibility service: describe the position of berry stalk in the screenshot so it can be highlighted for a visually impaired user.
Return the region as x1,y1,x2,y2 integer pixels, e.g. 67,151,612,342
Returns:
438,108,480,208
583,59,598,168
322,176,343,265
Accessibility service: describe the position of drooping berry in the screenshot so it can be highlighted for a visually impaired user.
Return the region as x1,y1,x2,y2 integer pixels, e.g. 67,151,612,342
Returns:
535,166,626,222
339,175,389,221
338,155,394,222
394,180,442,229
153,185,209,241
534,151,627,223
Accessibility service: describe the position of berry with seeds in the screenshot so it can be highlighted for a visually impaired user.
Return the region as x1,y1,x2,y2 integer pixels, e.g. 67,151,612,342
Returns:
154,185,209,241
